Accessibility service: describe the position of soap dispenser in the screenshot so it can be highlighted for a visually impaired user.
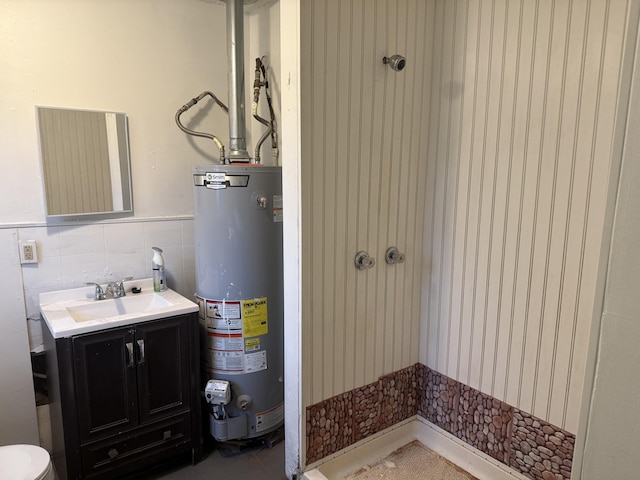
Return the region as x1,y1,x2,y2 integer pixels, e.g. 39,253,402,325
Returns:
152,247,167,292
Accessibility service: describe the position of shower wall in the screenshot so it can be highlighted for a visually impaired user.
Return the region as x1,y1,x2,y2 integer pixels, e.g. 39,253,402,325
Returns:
301,0,435,406
422,0,629,434
300,0,631,466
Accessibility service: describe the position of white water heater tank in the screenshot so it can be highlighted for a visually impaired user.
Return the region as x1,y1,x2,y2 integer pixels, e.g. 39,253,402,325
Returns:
193,165,283,441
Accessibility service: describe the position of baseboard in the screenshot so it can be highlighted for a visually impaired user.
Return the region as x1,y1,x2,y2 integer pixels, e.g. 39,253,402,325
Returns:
413,417,530,480
302,418,417,480
302,417,529,480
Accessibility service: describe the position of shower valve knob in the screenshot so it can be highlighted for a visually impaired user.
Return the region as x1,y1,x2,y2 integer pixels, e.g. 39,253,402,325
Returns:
385,247,405,264
355,251,375,270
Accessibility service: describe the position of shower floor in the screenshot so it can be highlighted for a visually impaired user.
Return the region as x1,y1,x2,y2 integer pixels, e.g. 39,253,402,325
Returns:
344,441,477,480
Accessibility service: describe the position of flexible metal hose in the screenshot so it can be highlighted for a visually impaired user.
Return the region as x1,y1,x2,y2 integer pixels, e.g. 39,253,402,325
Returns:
175,91,229,164
252,57,279,164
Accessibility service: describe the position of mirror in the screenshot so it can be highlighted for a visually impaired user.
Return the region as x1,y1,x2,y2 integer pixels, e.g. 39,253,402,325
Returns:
36,107,133,216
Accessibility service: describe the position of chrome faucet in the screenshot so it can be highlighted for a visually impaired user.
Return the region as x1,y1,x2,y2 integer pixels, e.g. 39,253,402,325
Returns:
86,277,133,300
107,277,133,298
85,282,106,300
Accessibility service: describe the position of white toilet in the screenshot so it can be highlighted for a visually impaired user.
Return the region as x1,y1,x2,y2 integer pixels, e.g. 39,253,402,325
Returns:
0,444,55,480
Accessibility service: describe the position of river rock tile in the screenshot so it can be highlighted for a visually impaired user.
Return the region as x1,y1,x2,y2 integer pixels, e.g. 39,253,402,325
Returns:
457,384,513,463
306,392,353,465
424,368,460,435
509,409,575,480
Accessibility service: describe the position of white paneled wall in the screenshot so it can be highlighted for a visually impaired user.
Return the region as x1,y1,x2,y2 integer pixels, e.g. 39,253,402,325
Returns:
300,0,630,435
301,0,434,405
422,0,629,432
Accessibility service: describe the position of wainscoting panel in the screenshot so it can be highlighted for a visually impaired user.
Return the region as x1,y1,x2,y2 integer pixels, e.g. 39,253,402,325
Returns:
421,0,629,432
300,0,434,406
306,365,576,480
300,0,630,438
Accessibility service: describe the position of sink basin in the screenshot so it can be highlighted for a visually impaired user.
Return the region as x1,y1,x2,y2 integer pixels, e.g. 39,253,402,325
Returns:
40,278,199,338
66,292,173,322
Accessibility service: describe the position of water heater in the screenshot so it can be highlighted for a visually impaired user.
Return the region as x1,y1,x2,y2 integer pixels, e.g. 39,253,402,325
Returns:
193,165,283,441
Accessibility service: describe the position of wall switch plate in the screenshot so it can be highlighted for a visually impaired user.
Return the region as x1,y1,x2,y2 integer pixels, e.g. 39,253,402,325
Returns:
19,240,38,264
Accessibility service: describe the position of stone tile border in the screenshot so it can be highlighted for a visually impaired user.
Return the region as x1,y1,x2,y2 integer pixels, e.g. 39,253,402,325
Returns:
424,368,459,435
416,363,429,416
457,384,513,464
379,364,419,428
305,364,576,480
510,409,575,480
306,365,417,463
353,382,382,442
306,391,353,465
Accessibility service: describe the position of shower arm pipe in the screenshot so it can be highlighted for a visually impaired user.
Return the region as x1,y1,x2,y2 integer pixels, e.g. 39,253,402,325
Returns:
252,58,279,163
175,91,228,164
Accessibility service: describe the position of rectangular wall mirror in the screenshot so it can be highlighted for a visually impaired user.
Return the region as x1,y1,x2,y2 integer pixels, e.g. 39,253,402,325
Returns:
37,106,133,217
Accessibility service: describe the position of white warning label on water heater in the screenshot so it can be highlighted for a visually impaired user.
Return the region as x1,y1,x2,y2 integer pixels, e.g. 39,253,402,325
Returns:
273,195,283,222
208,331,244,351
200,296,270,375
256,402,284,433
210,350,244,373
244,350,267,373
197,296,206,320
205,300,242,329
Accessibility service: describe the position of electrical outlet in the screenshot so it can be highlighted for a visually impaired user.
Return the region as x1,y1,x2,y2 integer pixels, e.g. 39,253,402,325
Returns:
19,240,38,264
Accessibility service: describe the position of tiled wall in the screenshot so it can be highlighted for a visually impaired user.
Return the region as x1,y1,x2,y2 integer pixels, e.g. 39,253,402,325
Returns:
13,218,196,326
306,364,420,465
0,229,40,445
306,364,575,480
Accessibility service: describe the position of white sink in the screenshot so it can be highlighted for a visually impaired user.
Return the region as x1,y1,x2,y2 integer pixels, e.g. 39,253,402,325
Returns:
40,279,199,338
66,292,173,322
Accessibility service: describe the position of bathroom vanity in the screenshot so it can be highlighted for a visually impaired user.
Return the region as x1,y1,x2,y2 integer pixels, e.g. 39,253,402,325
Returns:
41,280,202,480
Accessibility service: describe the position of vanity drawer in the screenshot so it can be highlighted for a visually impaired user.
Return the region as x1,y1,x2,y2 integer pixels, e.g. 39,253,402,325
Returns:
81,414,191,479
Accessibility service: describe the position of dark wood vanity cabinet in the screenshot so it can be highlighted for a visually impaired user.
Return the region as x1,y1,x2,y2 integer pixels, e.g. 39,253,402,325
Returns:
45,313,202,480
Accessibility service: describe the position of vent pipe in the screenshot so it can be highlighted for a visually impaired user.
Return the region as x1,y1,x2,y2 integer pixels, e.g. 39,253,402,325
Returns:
176,0,277,164
226,0,251,161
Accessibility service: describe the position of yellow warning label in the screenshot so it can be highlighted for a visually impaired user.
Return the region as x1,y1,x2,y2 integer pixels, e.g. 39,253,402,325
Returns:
245,338,261,352
242,297,268,338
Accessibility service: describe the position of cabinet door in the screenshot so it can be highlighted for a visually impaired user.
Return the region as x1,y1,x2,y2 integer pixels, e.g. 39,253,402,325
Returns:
135,316,191,424
73,328,139,442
